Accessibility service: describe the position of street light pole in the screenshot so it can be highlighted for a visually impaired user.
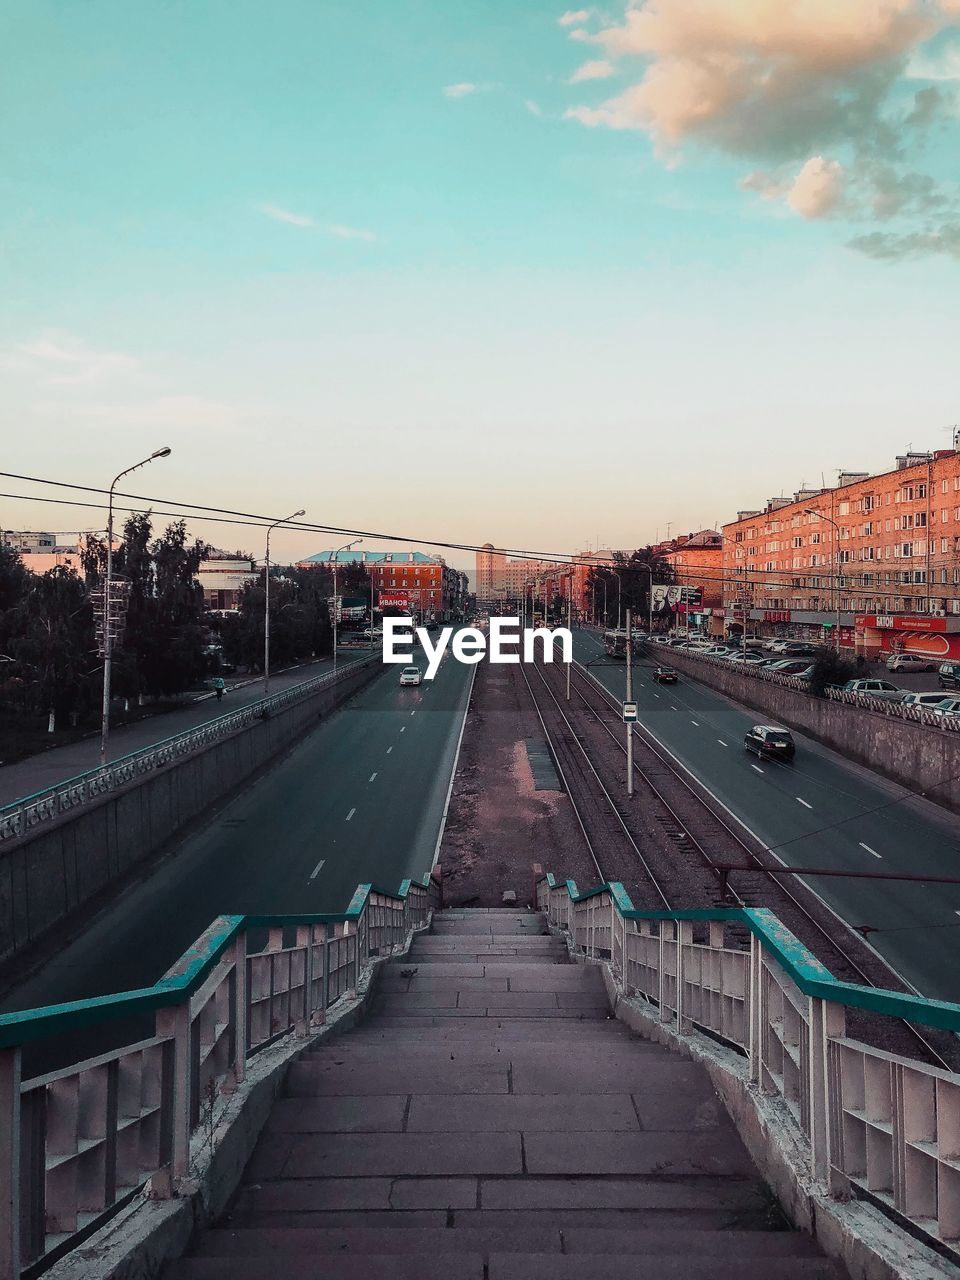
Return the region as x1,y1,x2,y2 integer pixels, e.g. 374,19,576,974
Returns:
100,447,172,766
625,608,634,797
805,508,842,652
264,508,305,697
331,538,362,673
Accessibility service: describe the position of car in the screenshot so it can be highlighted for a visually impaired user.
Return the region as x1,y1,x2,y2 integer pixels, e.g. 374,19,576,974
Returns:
704,646,731,656
770,659,817,676
764,639,790,653
938,662,960,690
780,643,819,658
653,666,678,683
886,653,938,674
901,691,960,710
932,697,960,718
399,666,423,686
841,679,904,701
744,725,796,761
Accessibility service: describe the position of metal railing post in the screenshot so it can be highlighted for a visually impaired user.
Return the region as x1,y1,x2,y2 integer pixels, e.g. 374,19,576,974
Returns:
320,925,330,1021
0,1047,21,1280
748,933,761,1085
297,925,312,1038
156,1002,193,1183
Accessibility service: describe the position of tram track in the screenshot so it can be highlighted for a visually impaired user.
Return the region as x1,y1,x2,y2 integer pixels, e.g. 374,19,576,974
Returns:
520,648,955,1070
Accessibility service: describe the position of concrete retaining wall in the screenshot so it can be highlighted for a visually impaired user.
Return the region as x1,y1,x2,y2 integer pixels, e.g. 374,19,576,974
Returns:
649,648,960,813
0,660,381,966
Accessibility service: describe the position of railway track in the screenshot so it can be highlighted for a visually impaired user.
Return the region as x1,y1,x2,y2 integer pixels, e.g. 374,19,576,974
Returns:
520,651,954,1070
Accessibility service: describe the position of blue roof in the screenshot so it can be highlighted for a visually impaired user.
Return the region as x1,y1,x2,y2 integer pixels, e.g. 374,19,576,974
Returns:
301,549,444,565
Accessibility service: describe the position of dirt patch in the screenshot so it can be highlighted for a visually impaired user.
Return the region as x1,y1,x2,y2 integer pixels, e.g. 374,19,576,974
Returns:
438,662,597,907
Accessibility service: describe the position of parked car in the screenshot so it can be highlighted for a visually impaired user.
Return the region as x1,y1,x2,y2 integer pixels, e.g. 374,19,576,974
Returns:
653,666,678,683
780,643,819,658
901,691,960,710
932,697,960,718
886,653,937,674
841,679,904,701
744,725,796,761
704,646,731,656
399,666,423,686
767,659,815,675
938,662,960,690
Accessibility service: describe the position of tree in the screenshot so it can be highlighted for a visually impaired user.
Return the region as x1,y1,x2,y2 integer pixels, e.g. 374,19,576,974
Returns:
808,648,858,697
222,564,334,673
585,548,675,628
8,566,96,726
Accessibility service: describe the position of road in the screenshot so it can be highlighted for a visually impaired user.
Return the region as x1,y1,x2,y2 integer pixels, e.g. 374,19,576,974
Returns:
0,651,371,808
573,629,960,1004
4,641,473,1026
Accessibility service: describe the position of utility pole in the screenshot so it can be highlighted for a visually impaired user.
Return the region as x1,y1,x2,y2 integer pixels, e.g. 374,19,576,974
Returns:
264,507,305,697
566,572,572,701
625,608,634,797
100,447,171,765
330,538,362,673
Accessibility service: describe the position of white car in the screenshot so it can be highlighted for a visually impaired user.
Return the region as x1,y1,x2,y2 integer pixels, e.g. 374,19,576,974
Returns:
901,692,960,710
399,666,423,686
886,653,937,674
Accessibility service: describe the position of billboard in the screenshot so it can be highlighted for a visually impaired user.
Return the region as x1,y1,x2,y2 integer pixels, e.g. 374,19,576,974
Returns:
652,583,701,611
379,591,410,609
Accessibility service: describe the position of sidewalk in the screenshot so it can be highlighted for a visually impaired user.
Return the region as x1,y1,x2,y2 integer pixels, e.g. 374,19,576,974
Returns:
0,652,369,809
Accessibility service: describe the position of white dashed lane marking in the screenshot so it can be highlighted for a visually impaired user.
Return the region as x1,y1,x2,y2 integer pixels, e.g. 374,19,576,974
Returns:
796,797,812,809
369,773,377,782
410,710,416,717
386,746,393,754
690,720,699,727
346,808,356,822
859,842,882,858
717,739,728,747
309,859,325,880
751,764,764,774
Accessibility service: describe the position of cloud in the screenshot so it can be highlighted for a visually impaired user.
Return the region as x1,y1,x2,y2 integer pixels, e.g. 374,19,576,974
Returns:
444,82,478,98
560,0,960,254
786,156,845,218
569,58,616,83
325,224,377,242
559,9,592,25
259,203,315,228
258,205,376,242
849,222,960,258
907,42,960,80
525,99,544,116
2,331,139,385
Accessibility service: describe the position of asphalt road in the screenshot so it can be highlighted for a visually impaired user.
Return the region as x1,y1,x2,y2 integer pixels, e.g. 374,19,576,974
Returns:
5,641,473,1021
573,629,960,1004
0,650,372,807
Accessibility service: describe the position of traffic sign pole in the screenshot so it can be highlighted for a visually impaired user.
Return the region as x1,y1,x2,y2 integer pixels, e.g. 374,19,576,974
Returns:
625,608,634,798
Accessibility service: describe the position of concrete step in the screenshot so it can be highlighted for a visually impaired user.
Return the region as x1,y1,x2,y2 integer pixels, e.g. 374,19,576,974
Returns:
377,973,604,994
228,1175,777,1219
167,1257,840,1280
189,1225,826,1259
407,953,565,966
225,1206,781,1233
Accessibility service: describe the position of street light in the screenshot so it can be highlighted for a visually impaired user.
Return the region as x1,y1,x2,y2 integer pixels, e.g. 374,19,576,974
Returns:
804,508,842,652
264,508,306,696
330,539,362,672
100,447,172,765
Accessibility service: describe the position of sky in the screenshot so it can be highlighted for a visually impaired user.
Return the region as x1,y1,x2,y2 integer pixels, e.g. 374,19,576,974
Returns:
2,0,960,577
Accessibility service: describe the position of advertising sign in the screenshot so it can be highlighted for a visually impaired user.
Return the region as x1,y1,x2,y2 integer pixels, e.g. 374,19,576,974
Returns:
379,591,410,609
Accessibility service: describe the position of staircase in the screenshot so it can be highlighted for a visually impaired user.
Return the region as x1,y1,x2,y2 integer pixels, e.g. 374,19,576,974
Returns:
166,908,843,1278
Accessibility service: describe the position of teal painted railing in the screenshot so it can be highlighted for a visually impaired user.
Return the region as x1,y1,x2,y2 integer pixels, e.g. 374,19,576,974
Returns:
536,872,960,1252
0,871,440,1278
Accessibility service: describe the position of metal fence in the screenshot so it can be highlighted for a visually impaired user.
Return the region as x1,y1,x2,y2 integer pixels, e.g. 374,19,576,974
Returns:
657,647,960,731
536,872,960,1253
0,872,440,1277
0,656,379,845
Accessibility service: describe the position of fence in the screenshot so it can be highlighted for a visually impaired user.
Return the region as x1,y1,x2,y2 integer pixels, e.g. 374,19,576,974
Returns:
0,656,378,845
657,645,960,731
0,872,440,1278
537,872,960,1254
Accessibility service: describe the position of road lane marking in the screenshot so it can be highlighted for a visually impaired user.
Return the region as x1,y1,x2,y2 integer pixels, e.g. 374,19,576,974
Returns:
346,808,356,821
859,842,882,859
796,797,812,809
400,726,406,733
751,764,764,774
369,772,377,782
717,739,728,747
410,710,416,716
691,720,699,727
309,859,325,880
386,746,393,754
654,694,661,699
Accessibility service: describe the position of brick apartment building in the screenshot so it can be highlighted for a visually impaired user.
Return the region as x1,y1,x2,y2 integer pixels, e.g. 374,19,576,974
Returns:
656,530,723,633
299,549,463,620
475,544,570,611
722,446,960,659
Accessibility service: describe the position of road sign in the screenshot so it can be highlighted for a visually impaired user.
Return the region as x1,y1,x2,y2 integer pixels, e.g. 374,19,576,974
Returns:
622,701,638,722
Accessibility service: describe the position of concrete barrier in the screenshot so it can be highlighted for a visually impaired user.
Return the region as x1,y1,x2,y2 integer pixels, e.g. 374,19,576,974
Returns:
646,647,960,813
0,658,382,967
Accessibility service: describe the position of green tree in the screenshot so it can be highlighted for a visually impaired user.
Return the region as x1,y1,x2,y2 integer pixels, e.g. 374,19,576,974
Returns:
9,566,96,726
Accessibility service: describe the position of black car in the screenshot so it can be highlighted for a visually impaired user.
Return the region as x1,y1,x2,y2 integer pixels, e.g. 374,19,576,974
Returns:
653,666,678,683
744,724,796,761
939,661,960,690
780,643,818,657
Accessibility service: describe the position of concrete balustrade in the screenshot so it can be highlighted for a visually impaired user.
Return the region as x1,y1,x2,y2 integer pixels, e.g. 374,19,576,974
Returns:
0,874,439,1279
537,872,960,1256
